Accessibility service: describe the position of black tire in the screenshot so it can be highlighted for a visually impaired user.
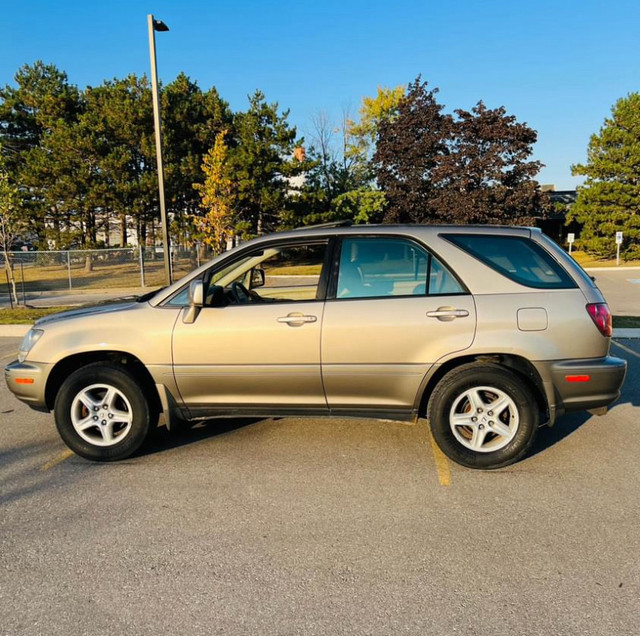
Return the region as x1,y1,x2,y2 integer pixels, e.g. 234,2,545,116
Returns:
54,362,156,461
428,363,539,470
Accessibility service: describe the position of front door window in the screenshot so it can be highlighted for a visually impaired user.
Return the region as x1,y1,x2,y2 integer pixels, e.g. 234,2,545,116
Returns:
235,243,327,303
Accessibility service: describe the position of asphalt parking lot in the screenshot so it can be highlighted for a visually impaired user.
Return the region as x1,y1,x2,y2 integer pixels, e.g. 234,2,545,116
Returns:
586,267,640,316
1,336,639,636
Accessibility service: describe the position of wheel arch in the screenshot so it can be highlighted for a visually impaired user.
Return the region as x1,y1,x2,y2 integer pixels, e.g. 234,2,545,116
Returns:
418,353,550,424
45,351,162,416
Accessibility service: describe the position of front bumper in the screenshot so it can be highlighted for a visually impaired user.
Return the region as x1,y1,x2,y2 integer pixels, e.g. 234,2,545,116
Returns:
4,360,52,412
534,356,627,424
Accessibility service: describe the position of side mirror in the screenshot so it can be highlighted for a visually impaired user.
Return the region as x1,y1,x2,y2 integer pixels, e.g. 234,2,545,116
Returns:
189,280,204,306
250,267,265,289
183,280,204,323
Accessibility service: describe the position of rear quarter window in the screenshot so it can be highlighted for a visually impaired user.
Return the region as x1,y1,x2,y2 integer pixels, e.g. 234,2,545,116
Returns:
442,234,577,290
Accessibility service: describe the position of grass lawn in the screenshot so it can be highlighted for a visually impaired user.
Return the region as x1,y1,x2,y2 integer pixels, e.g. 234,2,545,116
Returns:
266,264,322,275
613,315,640,329
0,306,75,324
571,251,640,268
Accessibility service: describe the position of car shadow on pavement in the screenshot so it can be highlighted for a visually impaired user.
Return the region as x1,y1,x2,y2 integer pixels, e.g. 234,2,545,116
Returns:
0,440,73,507
137,417,264,457
526,411,591,460
527,342,638,461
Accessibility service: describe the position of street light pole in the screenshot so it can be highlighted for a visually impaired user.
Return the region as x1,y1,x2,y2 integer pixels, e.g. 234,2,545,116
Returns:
147,14,172,285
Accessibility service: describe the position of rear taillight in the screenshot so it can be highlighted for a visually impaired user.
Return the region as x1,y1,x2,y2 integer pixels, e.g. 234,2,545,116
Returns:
586,303,612,337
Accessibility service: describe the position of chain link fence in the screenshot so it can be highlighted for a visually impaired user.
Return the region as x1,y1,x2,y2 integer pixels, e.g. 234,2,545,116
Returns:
0,247,212,299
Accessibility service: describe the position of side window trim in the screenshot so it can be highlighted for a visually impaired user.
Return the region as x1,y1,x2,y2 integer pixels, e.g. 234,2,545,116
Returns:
325,237,343,300
315,238,338,302
425,251,433,295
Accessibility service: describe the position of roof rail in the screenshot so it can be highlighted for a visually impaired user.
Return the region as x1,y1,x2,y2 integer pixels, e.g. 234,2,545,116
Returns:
290,220,353,231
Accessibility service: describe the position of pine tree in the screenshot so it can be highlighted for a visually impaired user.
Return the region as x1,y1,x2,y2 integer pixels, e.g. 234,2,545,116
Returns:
80,75,156,248
570,93,640,259
0,62,81,247
230,91,301,236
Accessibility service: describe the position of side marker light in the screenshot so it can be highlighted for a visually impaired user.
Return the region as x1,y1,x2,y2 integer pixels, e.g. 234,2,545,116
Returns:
565,375,591,383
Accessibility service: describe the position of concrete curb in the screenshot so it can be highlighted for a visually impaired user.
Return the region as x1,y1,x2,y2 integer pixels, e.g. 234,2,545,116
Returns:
584,266,640,272
0,325,30,337
613,328,640,339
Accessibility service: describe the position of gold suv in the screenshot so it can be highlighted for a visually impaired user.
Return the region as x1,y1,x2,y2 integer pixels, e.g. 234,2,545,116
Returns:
5,224,627,469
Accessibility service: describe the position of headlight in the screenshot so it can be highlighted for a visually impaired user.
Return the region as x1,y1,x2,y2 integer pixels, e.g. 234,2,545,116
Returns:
18,328,44,363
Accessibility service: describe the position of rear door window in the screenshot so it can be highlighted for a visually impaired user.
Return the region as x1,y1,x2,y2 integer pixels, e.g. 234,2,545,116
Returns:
443,234,576,289
336,237,466,299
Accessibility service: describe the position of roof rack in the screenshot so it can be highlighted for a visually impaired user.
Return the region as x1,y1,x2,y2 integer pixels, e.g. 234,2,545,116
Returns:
290,220,353,231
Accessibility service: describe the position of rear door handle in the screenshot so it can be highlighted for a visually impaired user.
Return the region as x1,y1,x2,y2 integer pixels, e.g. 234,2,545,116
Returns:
426,308,469,321
277,313,318,327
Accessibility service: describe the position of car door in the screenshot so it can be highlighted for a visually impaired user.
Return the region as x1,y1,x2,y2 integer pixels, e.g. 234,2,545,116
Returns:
321,235,476,415
171,241,329,417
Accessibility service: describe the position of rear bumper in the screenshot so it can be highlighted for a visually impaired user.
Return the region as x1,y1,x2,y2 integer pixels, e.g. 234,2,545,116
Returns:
534,356,627,423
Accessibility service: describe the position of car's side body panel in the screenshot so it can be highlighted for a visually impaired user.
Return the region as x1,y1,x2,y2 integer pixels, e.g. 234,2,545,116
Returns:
171,301,327,413
7,304,183,410
321,294,477,410
470,290,609,360
23,303,180,369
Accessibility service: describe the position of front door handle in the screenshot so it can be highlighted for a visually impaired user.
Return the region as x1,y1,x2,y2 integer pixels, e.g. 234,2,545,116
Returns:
277,313,318,327
426,307,469,321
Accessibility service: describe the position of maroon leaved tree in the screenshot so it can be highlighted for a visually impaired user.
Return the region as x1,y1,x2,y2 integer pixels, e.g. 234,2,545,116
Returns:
374,78,452,223
432,101,549,224
374,78,551,225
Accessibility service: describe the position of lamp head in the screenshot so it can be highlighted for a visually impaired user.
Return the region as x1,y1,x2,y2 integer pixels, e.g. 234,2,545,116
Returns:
153,20,169,32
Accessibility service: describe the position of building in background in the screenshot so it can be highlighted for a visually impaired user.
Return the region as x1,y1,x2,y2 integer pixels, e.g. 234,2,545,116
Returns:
536,185,578,244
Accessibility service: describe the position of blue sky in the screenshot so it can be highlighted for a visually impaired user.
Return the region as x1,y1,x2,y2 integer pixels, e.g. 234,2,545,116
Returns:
2,0,639,189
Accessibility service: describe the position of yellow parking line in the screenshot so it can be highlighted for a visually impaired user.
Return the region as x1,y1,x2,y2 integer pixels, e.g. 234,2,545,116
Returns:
612,340,640,360
0,352,17,361
40,449,74,471
427,428,451,486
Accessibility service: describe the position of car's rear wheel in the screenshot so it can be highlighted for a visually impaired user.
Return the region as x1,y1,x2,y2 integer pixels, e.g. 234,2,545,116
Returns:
54,363,155,461
428,363,539,469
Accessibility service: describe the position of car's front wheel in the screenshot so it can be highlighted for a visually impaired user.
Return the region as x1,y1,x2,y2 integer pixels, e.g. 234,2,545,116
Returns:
428,363,539,469
54,362,155,461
